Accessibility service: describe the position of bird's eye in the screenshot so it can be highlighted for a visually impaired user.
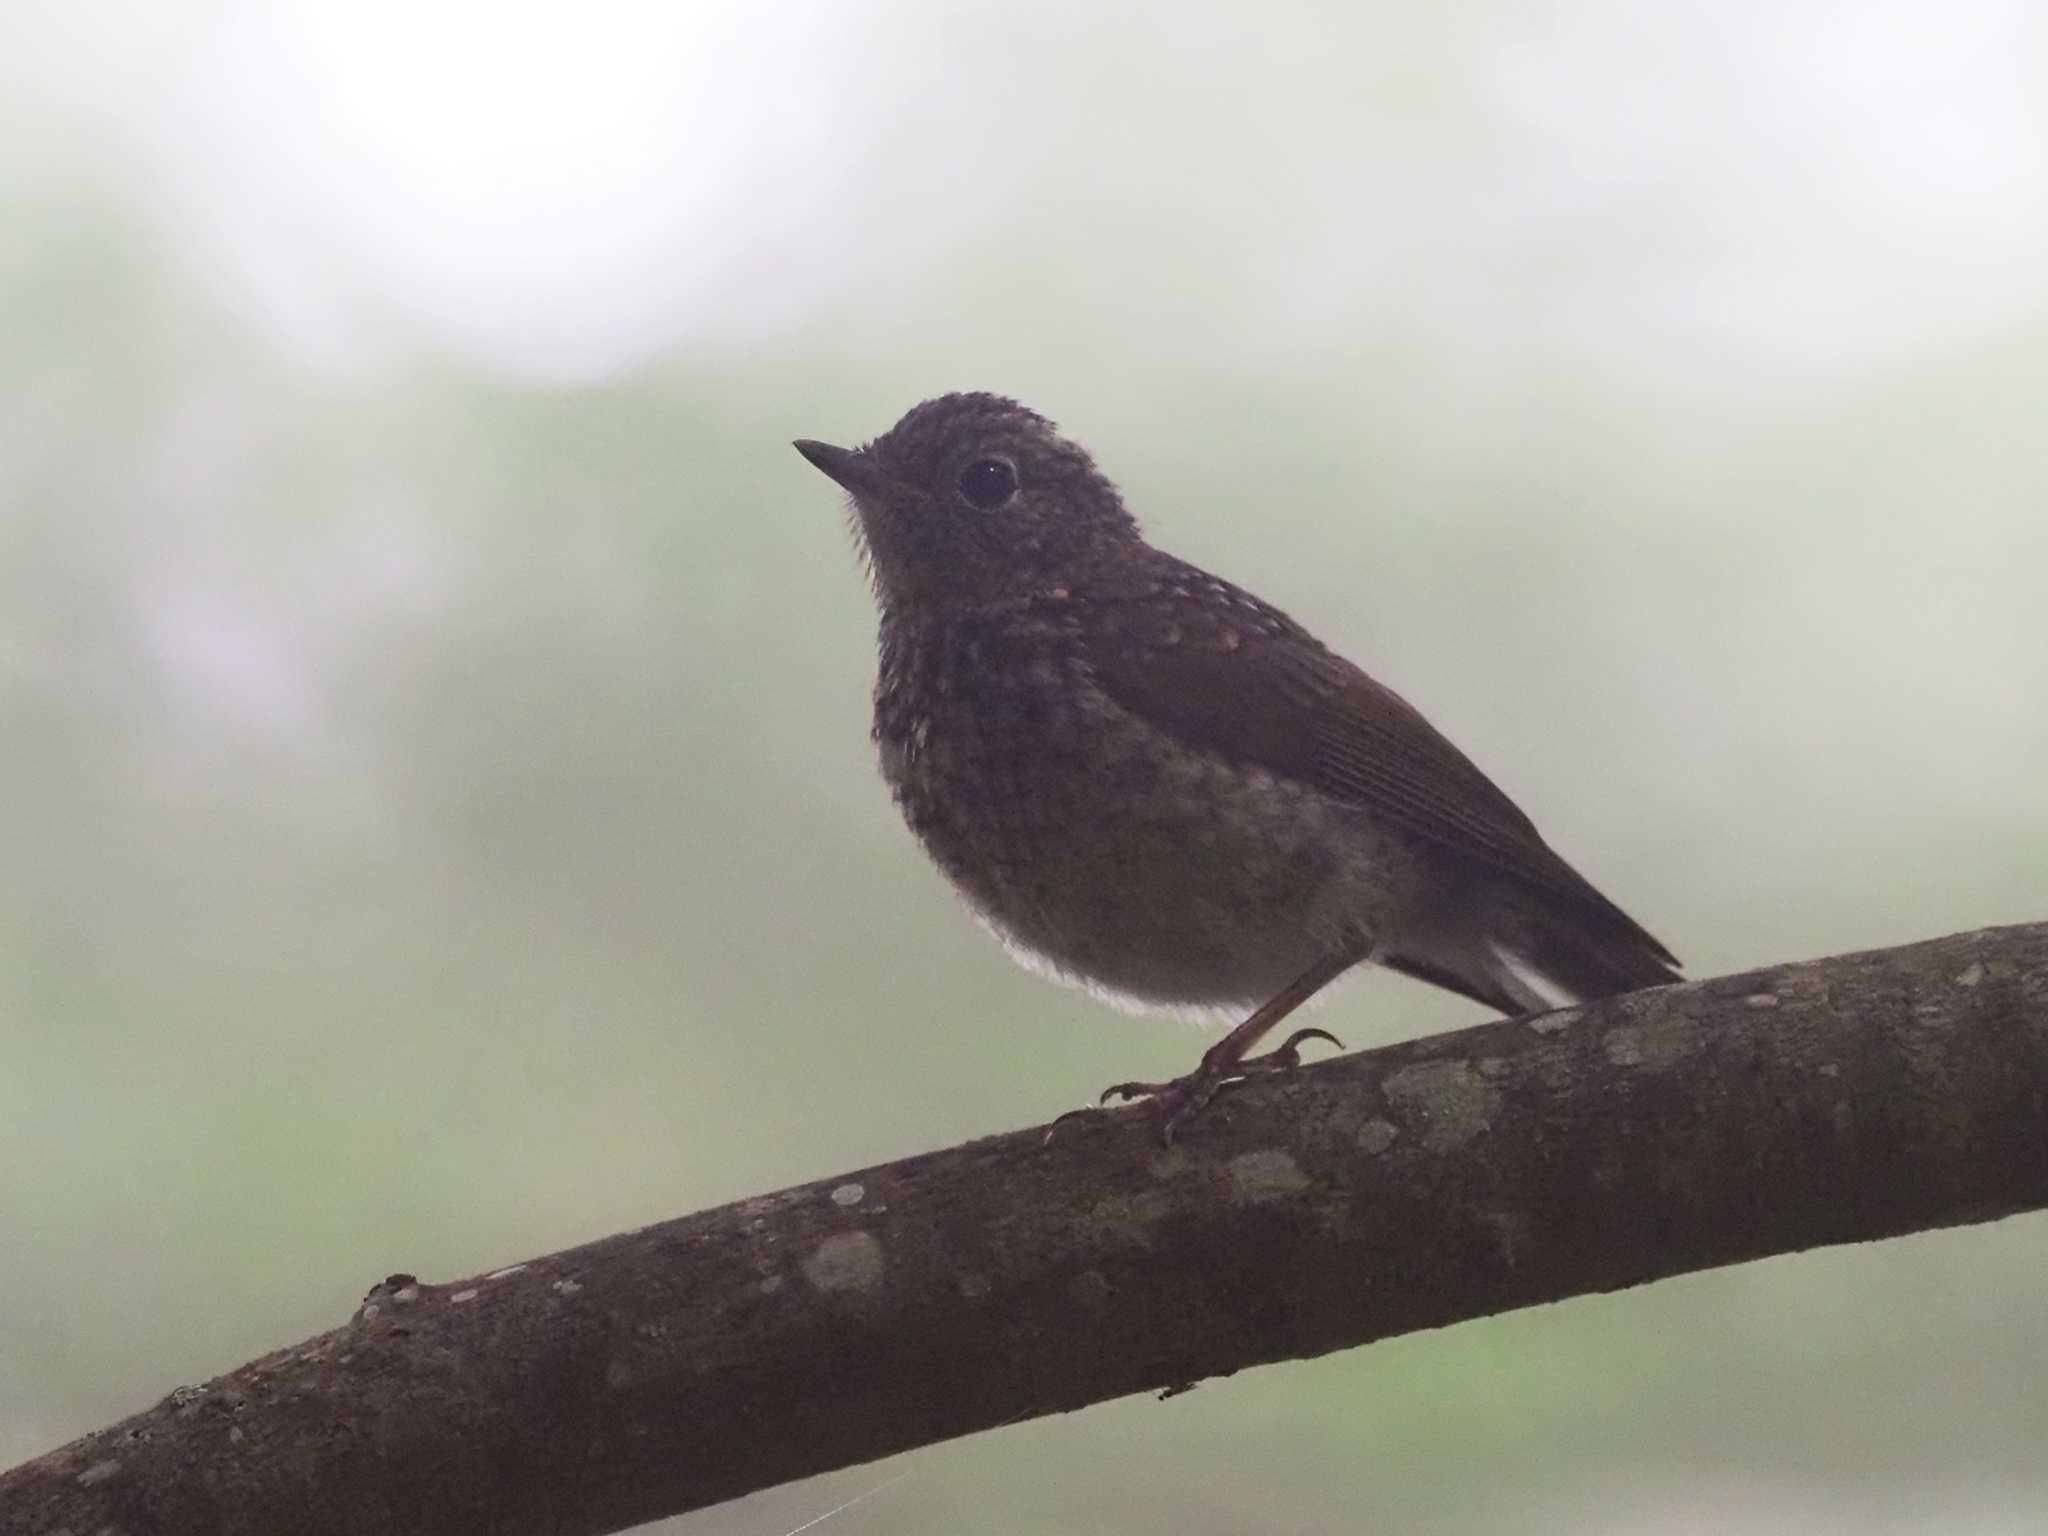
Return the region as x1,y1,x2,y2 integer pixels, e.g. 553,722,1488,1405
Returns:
956,458,1017,510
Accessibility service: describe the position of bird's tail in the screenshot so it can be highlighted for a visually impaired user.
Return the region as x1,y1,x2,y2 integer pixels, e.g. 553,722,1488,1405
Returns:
1385,898,1680,1017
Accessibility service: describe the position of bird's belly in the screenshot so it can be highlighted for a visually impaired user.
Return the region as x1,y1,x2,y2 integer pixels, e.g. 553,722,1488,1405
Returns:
881,705,1411,1012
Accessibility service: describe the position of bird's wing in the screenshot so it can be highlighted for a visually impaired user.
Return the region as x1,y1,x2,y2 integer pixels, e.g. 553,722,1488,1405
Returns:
1076,560,1678,968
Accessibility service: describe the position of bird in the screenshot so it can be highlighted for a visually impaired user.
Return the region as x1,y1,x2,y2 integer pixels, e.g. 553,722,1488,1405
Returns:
794,392,1678,1141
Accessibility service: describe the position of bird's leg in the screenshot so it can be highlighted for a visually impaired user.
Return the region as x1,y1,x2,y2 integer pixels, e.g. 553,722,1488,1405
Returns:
1098,950,1357,1144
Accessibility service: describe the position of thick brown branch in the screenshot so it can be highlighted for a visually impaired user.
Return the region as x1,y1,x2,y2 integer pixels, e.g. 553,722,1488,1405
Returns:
7,923,2047,1535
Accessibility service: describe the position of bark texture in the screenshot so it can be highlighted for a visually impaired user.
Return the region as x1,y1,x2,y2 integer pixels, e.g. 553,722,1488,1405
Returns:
7,922,2047,1536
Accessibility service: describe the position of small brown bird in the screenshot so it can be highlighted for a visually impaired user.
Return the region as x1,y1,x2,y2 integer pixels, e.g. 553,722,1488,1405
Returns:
796,393,1678,1140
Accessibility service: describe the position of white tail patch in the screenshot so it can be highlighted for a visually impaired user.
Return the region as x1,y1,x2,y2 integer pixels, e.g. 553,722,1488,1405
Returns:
1487,941,1579,1013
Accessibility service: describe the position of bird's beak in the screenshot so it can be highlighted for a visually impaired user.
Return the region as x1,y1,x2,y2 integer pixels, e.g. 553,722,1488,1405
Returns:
793,439,884,496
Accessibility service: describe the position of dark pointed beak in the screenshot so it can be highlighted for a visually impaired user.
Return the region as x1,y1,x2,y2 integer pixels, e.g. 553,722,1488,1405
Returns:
793,438,883,496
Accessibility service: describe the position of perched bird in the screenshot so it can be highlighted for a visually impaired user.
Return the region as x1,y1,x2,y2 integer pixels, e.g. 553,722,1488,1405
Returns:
795,393,1678,1140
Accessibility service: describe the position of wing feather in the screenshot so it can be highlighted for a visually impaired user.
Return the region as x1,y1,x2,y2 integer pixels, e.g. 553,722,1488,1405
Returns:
1078,558,1677,969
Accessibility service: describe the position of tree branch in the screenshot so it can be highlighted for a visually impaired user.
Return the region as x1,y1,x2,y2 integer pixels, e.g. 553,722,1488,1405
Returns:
8,922,2047,1535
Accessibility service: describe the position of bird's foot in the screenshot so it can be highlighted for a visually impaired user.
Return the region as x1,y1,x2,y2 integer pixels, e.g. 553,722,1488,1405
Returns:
1237,1026,1345,1078
1092,1027,1345,1146
1092,1067,1227,1147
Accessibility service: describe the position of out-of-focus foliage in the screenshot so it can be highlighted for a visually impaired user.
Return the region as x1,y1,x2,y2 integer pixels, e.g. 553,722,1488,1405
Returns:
4,3,2046,1532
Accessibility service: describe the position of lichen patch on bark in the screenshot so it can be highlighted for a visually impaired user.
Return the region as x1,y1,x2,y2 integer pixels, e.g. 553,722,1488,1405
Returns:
1228,1149,1309,1203
1355,1117,1399,1154
802,1232,885,1296
1603,1015,1696,1071
1381,1059,1500,1152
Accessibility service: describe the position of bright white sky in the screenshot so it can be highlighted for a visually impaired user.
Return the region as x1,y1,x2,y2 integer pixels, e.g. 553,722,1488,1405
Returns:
8,0,2046,393
159,1,870,380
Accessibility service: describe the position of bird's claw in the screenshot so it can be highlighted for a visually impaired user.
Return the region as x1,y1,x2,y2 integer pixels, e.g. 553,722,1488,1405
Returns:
1258,1026,1344,1072
1099,1078,1172,1105
1046,1070,1226,1146
1048,1029,1346,1147
1093,1028,1346,1145
1045,1078,1211,1146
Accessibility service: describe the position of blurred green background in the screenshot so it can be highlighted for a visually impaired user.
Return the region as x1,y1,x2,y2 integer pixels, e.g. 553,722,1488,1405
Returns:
5,2,2047,1532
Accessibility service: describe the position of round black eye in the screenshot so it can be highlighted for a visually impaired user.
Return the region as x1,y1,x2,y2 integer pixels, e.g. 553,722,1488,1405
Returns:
956,458,1017,510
